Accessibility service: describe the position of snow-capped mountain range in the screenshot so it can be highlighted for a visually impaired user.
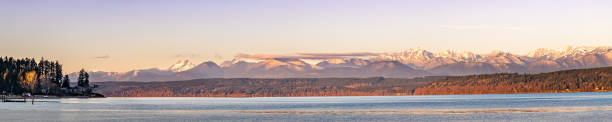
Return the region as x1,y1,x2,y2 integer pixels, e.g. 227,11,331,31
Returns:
72,46,612,82
371,46,612,74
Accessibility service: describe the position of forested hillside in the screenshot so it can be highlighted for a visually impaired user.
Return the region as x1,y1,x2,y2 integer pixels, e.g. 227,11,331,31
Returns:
94,77,437,97
1,56,97,96
414,67,612,95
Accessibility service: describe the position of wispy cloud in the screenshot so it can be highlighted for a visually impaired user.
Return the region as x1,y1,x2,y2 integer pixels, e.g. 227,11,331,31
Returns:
93,54,110,59
297,52,379,57
236,52,379,60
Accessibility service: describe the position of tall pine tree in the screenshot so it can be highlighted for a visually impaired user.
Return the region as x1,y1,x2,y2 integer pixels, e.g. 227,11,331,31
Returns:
54,61,63,87
77,69,89,87
61,75,70,88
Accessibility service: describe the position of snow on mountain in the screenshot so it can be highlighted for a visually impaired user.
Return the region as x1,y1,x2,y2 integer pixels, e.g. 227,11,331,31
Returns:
481,50,528,65
220,58,244,67
220,58,318,78
316,58,371,68
371,48,484,70
78,46,612,82
527,48,558,60
175,61,223,80
358,61,431,78
528,46,612,59
256,58,312,71
69,68,175,82
372,48,436,70
371,46,612,75
525,46,612,70
436,50,481,62
316,60,430,78
168,60,196,72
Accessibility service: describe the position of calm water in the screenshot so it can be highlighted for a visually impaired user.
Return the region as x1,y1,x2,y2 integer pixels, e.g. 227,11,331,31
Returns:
3,92,612,122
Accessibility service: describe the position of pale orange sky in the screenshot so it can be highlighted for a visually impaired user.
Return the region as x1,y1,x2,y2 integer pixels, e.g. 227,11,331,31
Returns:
1,0,611,73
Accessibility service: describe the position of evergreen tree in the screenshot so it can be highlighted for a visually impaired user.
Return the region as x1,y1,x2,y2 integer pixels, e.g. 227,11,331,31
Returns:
0,57,5,92
54,61,63,87
61,75,70,88
78,69,89,87
38,57,46,80
0,56,72,94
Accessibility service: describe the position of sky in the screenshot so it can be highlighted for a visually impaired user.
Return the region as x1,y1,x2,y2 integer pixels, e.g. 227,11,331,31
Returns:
1,0,611,73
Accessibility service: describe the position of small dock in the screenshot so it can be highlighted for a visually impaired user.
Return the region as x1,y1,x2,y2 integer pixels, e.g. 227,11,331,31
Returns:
1,95,38,103
3,99,27,102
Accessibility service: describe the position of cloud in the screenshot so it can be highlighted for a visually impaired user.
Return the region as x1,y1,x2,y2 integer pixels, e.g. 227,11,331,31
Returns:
93,54,110,59
297,52,379,57
235,52,379,60
235,54,293,59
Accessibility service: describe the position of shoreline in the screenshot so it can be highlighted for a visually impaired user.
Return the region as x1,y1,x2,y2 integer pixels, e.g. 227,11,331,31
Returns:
412,89,612,95
5,91,611,99
1,94,105,100
97,90,612,98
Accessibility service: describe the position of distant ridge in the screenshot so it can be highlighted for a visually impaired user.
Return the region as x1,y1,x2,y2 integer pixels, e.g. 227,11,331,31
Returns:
94,77,437,97
72,46,612,82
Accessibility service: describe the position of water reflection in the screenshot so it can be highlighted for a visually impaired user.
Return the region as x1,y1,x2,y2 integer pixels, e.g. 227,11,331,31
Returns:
2,92,612,121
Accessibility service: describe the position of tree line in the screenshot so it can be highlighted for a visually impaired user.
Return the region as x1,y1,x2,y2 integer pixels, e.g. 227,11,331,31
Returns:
93,77,439,97
0,56,92,96
414,66,612,95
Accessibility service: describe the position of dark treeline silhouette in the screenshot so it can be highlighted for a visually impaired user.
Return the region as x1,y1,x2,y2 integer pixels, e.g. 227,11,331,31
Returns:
0,56,98,97
414,66,612,95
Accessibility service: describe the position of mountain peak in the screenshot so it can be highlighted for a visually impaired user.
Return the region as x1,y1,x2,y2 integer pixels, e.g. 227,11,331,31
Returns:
80,46,612,81
220,58,245,67
168,60,196,72
198,61,219,67
436,50,481,62
258,58,311,71
326,59,347,64
316,58,370,68
528,46,612,59
486,50,509,56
